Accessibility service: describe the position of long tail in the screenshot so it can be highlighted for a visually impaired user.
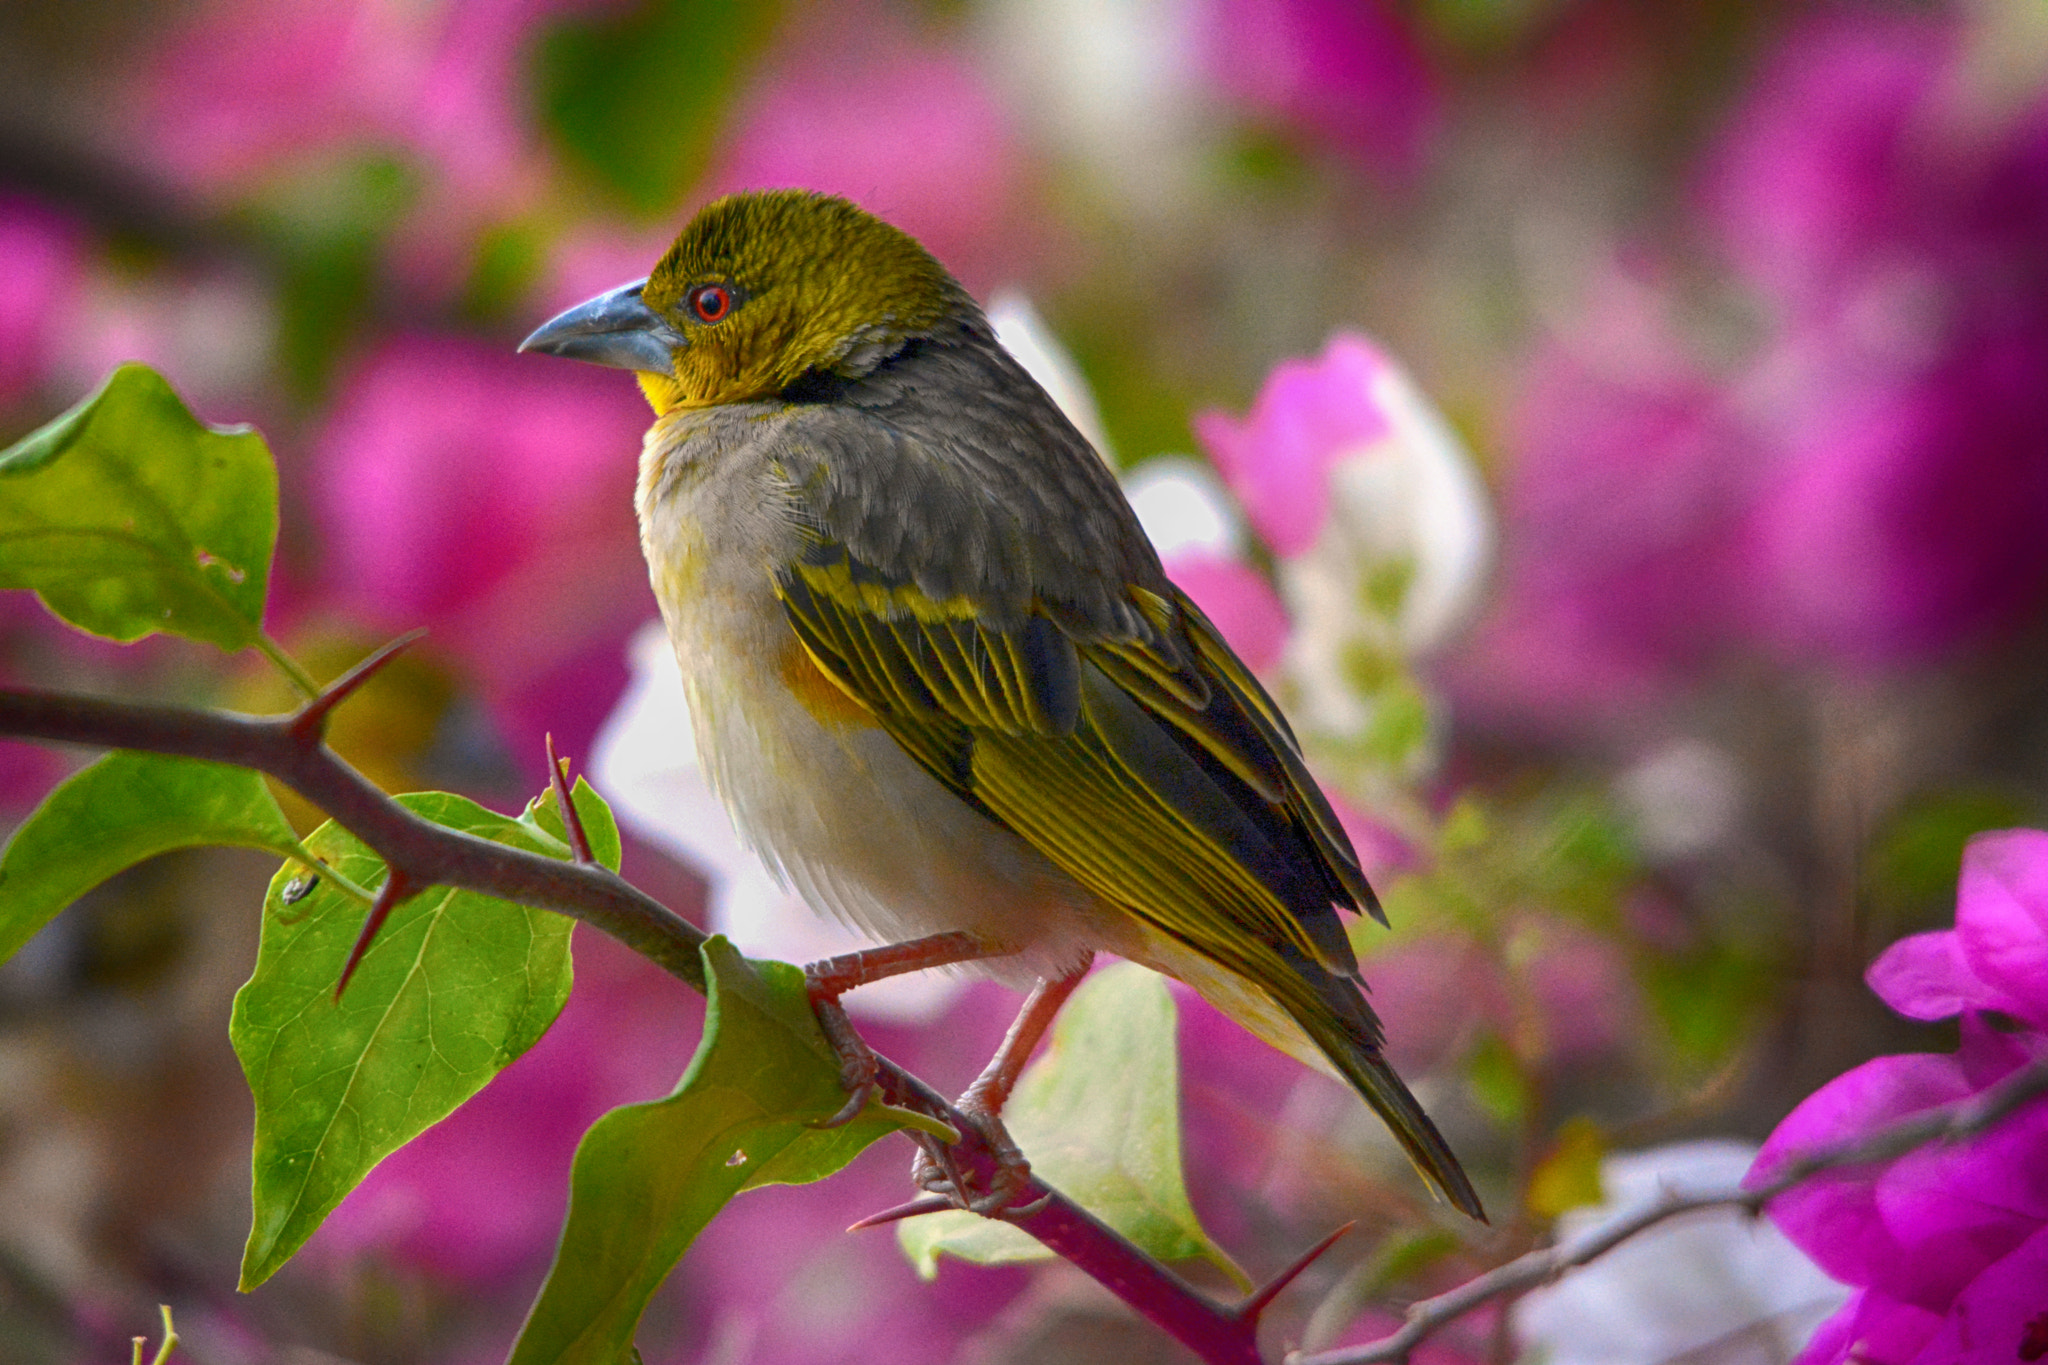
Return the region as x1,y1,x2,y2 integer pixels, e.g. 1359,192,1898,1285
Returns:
1160,940,1487,1221
1284,977,1487,1221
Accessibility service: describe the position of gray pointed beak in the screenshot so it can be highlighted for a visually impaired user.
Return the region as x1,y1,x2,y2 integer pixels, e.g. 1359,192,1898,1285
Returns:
518,278,686,372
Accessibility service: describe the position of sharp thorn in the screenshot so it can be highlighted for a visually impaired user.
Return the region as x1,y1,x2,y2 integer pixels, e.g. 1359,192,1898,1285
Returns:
334,870,412,999
291,629,428,739
545,733,595,864
997,1188,1053,1221
846,1194,954,1232
1239,1221,1356,1322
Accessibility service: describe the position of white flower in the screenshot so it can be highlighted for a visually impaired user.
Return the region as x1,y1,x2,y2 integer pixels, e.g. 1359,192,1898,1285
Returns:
1514,1141,1851,1365
1195,334,1493,775
1122,455,1246,558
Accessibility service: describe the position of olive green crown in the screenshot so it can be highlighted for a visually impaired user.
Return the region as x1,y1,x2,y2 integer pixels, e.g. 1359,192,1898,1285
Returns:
645,190,973,403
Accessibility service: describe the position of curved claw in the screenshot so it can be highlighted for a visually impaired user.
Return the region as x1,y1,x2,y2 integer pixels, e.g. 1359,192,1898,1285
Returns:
996,1188,1053,1221
909,1105,1036,1216
810,1076,876,1129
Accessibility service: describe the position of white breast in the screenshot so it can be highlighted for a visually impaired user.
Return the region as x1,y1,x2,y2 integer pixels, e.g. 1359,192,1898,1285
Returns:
634,416,1120,985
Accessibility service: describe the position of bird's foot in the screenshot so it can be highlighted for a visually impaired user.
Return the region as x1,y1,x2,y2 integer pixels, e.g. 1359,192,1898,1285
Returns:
803,980,880,1129
911,1101,1044,1219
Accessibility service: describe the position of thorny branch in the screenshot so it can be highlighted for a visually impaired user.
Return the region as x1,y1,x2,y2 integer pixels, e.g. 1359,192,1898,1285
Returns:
1289,1051,2048,1365
13,675,2047,1365
0,680,1287,1365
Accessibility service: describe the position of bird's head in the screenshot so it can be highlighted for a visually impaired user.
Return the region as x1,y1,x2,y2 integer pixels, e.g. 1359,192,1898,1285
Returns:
520,190,970,414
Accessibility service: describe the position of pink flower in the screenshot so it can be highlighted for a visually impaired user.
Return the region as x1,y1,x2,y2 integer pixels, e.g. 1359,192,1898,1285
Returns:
314,333,652,771
0,196,87,405
1450,264,1756,730
1194,332,1490,760
1195,0,1438,180
1196,335,1394,559
1467,10,2048,723
1750,830,2048,1363
1700,9,1952,319
1753,1020,2048,1364
708,12,1028,291
140,0,586,200
1868,829,2048,1031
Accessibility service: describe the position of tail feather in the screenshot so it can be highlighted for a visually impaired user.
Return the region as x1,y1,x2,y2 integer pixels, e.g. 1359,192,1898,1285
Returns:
1148,936,1486,1222
1291,994,1487,1222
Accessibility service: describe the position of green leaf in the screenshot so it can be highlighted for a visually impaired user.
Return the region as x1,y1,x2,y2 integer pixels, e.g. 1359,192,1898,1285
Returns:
0,364,277,650
528,776,626,874
897,963,1246,1288
507,938,908,1365
535,0,784,215
232,786,614,1287
0,751,304,965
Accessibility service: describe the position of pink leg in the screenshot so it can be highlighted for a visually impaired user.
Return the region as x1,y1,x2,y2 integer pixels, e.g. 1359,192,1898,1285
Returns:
805,931,1008,1129
916,958,1092,1216
962,962,1090,1115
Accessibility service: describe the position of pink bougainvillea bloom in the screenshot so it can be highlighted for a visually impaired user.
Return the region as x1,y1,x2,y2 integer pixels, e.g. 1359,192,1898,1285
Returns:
1195,0,1438,179
708,13,1028,291
1447,260,1760,731
1195,335,1396,559
1469,11,2048,727
0,196,86,404
1742,314,2048,665
1706,9,2048,664
1193,332,1489,647
1869,828,2048,1030
1195,332,1490,758
1751,1020,2048,1364
315,333,651,767
1700,9,1950,317
139,0,601,214
1751,830,2048,1364
142,1,396,188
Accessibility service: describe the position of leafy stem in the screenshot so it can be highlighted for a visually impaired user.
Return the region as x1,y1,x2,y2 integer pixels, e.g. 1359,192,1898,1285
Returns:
0,680,1291,1364
255,631,322,698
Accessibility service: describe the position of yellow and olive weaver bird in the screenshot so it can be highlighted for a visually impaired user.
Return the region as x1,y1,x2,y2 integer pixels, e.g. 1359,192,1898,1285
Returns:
521,189,1483,1222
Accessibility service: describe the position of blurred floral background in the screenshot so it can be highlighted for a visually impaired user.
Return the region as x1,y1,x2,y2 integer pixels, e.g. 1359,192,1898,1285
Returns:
4,0,2048,1362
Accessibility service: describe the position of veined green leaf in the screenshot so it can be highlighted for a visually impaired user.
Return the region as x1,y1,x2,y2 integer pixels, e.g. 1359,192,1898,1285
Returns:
233,783,618,1287
898,963,1246,1288
507,938,908,1365
0,751,304,965
0,364,277,650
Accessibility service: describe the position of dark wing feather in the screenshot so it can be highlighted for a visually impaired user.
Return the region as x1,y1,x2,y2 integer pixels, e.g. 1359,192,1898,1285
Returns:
764,326,1477,1217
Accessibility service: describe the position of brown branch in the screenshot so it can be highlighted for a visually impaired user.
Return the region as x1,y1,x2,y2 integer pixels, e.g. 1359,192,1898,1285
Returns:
0,684,710,988
1290,1053,2048,1365
0,682,1304,1364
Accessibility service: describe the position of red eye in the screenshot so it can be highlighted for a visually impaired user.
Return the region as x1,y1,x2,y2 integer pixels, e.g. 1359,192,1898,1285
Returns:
688,283,733,323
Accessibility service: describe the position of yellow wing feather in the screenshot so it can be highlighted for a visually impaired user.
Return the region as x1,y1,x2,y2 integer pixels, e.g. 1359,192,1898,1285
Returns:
775,545,1483,1219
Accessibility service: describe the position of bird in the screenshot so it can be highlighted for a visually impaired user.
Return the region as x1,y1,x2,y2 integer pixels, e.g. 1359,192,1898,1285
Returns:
520,188,1482,1222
